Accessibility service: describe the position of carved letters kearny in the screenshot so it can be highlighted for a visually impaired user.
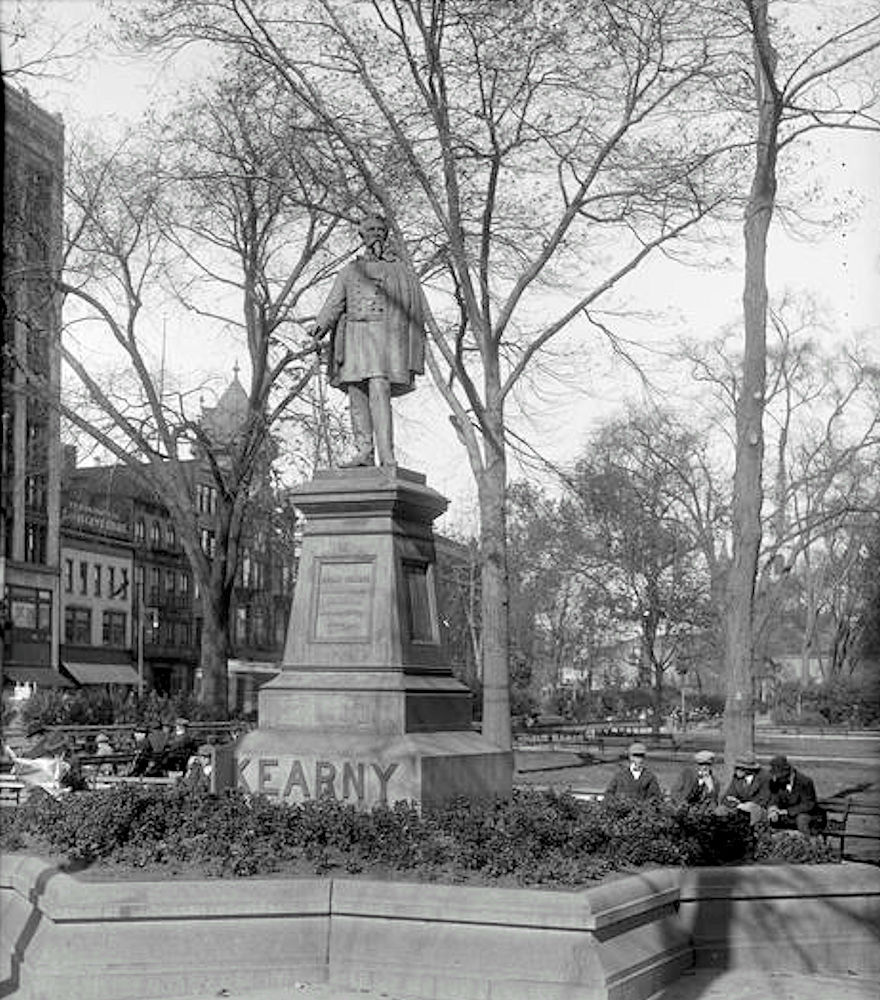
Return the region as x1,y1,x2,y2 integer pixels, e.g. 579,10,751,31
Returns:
238,756,399,805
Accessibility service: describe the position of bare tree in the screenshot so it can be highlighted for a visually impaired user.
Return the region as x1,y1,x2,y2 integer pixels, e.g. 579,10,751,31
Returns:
8,61,341,711
717,0,880,772
0,0,92,84
123,0,739,748
563,409,718,729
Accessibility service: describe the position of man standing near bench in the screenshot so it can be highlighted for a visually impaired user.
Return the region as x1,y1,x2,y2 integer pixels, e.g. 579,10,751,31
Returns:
767,755,827,835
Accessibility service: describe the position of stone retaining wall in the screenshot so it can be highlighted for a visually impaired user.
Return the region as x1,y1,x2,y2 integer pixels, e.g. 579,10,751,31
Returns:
1,855,878,1000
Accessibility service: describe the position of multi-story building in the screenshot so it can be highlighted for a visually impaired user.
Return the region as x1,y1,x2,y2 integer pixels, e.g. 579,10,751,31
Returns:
60,369,296,709
190,366,294,712
59,468,139,689
63,457,198,697
1,85,67,691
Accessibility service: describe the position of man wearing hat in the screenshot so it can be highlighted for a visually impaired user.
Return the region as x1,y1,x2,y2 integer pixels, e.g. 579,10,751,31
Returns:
126,724,152,776
719,752,771,825
767,755,826,835
672,750,718,807
163,718,199,774
604,742,663,802
93,732,115,778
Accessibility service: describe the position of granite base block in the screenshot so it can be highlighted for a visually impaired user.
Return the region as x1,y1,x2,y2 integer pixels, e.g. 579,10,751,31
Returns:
234,727,513,807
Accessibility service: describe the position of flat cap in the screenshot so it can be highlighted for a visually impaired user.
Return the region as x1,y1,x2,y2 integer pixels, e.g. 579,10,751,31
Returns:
734,753,761,770
694,750,715,764
628,742,647,756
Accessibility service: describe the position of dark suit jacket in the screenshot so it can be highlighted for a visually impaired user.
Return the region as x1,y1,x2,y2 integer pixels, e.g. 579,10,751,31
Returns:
672,766,719,806
605,765,663,802
769,769,824,819
722,770,771,808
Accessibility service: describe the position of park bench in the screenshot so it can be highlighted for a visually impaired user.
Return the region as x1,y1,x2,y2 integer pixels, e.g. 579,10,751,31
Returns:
593,729,681,753
0,774,26,806
90,774,178,790
820,798,880,860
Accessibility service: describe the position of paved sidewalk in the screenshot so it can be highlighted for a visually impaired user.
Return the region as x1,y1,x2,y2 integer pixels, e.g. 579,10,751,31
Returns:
649,969,880,999
164,969,880,1000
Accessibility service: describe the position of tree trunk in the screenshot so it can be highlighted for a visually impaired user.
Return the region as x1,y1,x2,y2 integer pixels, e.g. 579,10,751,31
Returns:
723,0,780,781
200,597,230,714
477,408,511,750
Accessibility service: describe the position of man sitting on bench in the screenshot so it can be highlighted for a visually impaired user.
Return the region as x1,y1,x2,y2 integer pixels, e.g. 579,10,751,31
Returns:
767,755,826,835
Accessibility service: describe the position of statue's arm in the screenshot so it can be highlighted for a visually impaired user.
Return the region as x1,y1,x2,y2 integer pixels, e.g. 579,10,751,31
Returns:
314,270,349,336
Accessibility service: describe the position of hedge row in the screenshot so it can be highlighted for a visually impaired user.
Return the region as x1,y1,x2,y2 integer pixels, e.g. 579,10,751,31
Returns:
0,787,835,885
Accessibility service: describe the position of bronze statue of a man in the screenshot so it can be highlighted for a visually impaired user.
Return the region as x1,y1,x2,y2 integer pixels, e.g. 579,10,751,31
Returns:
312,214,425,468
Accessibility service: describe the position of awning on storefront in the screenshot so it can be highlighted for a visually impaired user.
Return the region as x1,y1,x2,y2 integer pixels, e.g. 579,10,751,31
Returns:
63,662,140,686
3,666,75,688
227,659,280,674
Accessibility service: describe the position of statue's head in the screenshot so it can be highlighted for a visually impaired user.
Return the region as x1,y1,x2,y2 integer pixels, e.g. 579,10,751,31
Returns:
358,213,389,257
358,213,389,237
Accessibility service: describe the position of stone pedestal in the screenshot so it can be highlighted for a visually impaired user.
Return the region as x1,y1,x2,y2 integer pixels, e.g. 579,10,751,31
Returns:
235,466,512,807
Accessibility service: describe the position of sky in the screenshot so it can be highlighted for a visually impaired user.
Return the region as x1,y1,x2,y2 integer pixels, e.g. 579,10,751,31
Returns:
3,0,879,530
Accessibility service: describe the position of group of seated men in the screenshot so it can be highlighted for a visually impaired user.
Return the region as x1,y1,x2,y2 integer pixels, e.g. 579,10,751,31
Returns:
127,718,209,779
604,742,827,834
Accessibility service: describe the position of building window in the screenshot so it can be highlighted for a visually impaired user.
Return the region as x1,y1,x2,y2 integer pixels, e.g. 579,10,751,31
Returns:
165,569,176,596
150,521,161,547
24,522,47,564
149,567,160,604
134,519,146,543
119,568,130,600
24,474,46,512
64,558,74,593
197,484,217,515
102,610,127,647
200,528,216,558
93,563,102,597
179,572,189,596
79,561,88,595
177,621,191,646
235,607,247,644
7,586,52,638
64,606,92,645
253,607,266,645
108,566,116,598
166,523,176,548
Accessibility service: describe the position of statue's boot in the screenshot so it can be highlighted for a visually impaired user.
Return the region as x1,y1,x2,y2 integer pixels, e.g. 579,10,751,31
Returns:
341,383,375,467
369,377,396,467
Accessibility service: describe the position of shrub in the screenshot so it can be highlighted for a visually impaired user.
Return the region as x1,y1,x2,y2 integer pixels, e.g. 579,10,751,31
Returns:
18,688,242,735
753,828,836,864
0,786,835,885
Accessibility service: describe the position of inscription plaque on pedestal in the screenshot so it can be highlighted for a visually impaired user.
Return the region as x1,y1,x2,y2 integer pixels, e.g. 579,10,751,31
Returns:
313,558,374,642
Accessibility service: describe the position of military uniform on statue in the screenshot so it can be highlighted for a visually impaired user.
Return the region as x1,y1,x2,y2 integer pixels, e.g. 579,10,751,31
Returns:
234,211,511,809
312,214,425,468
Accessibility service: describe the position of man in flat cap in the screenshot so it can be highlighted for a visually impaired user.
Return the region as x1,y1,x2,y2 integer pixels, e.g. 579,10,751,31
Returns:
672,749,719,807
312,213,425,468
766,755,826,835
719,752,771,825
604,742,663,802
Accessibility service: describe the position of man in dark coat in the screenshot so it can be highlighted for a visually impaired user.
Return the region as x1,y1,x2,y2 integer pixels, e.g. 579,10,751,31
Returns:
767,755,826,834
719,753,771,825
312,213,426,468
604,742,663,802
672,749,719,807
